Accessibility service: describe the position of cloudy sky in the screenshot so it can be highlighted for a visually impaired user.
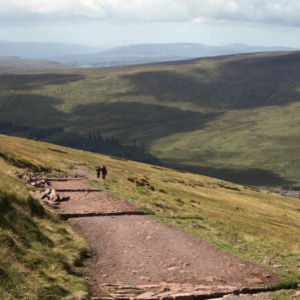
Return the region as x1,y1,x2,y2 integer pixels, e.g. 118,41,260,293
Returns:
0,0,300,48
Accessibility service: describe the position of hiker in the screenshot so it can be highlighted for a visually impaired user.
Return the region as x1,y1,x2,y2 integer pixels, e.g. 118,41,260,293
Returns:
101,165,107,180
96,166,101,178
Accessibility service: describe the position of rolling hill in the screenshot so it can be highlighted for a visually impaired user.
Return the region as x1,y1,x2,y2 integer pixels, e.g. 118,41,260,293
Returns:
1,51,300,185
51,42,297,67
0,57,75,73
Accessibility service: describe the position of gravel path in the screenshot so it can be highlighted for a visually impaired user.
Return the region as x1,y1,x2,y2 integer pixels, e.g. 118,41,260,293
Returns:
53,166,280,299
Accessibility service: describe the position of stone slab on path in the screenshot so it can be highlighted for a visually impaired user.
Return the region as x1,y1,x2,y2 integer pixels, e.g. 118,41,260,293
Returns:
47,166,142,218
69,215,279,297
57,191,140,215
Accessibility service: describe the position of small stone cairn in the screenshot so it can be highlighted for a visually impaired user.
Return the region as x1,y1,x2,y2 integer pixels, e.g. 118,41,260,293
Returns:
12,169,79,209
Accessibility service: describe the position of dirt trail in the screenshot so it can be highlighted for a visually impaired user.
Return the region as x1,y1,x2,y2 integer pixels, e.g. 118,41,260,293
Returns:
50,166,279,299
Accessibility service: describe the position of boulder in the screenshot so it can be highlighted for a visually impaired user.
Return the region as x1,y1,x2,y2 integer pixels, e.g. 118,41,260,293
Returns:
49,189,60,202
59,195,70,202
43,200,59,209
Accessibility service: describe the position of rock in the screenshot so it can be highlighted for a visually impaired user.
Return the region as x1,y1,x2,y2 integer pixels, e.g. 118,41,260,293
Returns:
194,291,213,300
49,189,60,202
43,200,59,208
172,293,194,300
248,287,266,293
245,277,264,284
60,196,70,202
136,285,162,289
239,287,249,293
45,188,51,195
180,284,194,292
169,284,182,292
40,191,50,199
156,291,174,300
65,291,88,299
110,294,133,299
136,291,156,299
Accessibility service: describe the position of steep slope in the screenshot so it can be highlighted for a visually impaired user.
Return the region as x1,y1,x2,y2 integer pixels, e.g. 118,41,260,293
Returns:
1,51,300,184
0,135,300,293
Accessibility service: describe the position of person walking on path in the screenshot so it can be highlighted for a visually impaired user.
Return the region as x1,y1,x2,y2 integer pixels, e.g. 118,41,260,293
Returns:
96,166,101,179
101,165,107,180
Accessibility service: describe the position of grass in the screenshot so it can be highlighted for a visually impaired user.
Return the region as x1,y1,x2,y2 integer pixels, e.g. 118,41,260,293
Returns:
1,133,300,292
1,51,300,184
0,142,88,299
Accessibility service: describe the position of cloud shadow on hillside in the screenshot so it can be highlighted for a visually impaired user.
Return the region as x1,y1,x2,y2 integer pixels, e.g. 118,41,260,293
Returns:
0,94,71,127
71,100,225,138
0,73,85,91
161,158,296,186
113,51,300,110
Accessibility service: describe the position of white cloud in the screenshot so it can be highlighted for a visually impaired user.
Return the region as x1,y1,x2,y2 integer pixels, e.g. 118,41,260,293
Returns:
175,0,300,27
0,0,300,27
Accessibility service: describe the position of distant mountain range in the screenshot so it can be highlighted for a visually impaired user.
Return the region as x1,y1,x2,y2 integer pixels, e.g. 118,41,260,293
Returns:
0,40,298,67
49,43,298,67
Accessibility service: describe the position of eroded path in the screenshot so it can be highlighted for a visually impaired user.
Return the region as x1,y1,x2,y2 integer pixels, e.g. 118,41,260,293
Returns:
50,166,279,299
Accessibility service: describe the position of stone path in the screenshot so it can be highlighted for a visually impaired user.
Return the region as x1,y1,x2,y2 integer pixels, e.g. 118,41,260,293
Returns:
49,166,142,218
46,166,280,299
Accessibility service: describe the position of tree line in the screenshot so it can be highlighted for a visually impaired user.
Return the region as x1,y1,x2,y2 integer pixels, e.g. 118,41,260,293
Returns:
0,121,162,166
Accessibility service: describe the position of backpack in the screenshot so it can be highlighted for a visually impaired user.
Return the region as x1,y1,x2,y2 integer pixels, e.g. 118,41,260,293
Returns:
102,166,107,173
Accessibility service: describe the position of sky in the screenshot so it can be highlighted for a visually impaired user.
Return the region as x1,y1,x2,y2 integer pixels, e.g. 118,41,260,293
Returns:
0,0,300,48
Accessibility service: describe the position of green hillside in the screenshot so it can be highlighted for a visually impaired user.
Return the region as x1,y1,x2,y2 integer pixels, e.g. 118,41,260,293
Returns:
1,51,300,185
1,135,300,298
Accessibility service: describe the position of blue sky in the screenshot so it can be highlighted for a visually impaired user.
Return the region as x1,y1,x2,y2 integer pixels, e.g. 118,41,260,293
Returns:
0,0,300,48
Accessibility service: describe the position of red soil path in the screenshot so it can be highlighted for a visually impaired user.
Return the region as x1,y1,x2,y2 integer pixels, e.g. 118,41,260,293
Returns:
50,166,279,299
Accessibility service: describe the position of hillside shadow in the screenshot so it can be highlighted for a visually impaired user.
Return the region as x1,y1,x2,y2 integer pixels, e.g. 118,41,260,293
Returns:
113,51,300,110
0,73,84,91
71,100,225,136
162,159,296,186
0,94,71,127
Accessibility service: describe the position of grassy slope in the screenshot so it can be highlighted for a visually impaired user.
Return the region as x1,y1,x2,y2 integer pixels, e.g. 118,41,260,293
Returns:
0,141,88,299
1,134,300,290
1,52,300,184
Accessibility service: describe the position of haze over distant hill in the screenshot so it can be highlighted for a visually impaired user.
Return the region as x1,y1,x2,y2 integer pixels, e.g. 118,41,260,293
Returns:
50,43,297,67
0,57,75,73
0,40,104,59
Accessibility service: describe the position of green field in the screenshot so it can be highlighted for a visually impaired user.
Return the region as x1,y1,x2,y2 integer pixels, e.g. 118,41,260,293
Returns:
1,135,300,299
1,51,300,185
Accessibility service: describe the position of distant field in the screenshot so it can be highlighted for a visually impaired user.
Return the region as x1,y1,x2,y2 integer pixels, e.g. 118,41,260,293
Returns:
1,51,300,185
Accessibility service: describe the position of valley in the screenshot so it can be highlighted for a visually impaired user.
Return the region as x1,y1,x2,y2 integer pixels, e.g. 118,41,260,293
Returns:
1,51,300,185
